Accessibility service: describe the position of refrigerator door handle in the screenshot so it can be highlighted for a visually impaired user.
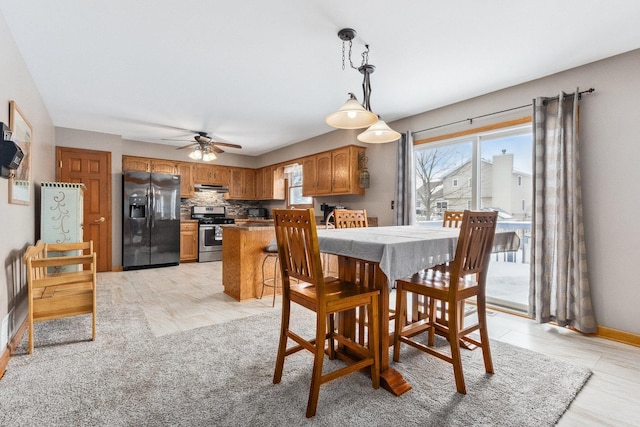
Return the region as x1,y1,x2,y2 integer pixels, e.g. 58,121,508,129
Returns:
151,186,156,228
146,187,151,228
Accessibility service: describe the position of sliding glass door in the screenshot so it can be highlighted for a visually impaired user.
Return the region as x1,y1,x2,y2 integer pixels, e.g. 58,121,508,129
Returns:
414,124,532,311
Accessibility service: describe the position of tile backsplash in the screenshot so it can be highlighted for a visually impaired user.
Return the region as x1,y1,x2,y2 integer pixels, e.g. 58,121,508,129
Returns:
180,192,257,218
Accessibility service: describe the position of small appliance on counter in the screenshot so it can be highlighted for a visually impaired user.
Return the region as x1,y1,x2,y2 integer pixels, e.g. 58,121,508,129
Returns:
247,207,268,219
191,206,235,262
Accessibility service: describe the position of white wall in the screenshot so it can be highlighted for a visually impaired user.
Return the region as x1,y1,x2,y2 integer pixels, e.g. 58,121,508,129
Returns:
0,11,55,339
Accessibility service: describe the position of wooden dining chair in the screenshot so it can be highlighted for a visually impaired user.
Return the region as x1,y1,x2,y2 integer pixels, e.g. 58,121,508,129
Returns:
334,209,368,229
442,210,465,228
410,211,465,323
393,210,498,394
332,208,372,340
272,208,380,418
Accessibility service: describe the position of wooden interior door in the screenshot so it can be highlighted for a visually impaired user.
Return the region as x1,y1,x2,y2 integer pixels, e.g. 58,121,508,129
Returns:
56,147,112,272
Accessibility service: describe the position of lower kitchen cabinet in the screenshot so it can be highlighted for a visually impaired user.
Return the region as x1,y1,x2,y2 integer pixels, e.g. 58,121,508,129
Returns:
180,222,198,262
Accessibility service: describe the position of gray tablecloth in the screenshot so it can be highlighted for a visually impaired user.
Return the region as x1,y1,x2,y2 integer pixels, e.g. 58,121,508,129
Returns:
316,226,520,288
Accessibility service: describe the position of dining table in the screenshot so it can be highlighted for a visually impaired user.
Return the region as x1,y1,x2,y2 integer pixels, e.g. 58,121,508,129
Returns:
314,225,521,396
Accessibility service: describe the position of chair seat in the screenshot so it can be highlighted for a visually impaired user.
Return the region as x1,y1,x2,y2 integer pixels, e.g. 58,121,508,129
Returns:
398,271,480,301
290,279,379,313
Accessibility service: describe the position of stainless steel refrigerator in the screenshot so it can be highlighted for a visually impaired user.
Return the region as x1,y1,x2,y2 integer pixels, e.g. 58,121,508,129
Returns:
122,171,181,270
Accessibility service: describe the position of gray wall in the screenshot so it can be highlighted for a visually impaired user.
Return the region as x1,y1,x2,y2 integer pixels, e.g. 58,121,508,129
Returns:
2,2,639,344
0,13,55,341
388,49,640,335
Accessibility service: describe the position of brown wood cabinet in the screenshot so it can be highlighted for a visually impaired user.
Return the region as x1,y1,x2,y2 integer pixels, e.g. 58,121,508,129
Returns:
301,156,317,196
194,164,230,186
122,156,150,172
228,167,256,199
255,165,285,200
177,162,194,198
123,144,363,202
122,156,177,175
315,151,333,195
302,145,365,196
180,222,198,262
150,159,177,174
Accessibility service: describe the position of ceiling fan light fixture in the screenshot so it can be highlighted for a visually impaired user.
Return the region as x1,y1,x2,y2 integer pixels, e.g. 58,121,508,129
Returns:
188,148,203,160
326,93,378,129
357,119,401,144
202,151,217,162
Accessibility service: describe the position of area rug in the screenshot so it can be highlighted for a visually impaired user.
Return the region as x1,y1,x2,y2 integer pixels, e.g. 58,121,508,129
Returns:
0,286,591,426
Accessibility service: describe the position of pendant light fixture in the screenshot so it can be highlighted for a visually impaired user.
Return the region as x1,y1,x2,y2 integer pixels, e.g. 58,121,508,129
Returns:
326,28,400,143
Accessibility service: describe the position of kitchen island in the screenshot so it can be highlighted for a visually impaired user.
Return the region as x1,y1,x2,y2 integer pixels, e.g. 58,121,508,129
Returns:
221,222,276,301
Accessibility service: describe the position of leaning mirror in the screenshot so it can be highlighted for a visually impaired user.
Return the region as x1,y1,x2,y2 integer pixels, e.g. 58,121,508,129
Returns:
9,100,32,205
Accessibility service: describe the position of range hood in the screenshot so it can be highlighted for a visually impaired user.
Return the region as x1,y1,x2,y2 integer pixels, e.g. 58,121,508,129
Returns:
194,184,229,193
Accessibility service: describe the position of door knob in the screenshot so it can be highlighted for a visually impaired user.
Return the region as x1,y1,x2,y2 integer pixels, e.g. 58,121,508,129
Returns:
94,217,106,223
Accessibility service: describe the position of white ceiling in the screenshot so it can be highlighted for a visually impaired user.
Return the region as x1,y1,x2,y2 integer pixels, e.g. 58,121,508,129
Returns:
1,1,640,156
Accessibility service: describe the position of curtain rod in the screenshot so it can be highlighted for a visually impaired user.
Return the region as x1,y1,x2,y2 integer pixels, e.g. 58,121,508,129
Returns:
413,88,595,135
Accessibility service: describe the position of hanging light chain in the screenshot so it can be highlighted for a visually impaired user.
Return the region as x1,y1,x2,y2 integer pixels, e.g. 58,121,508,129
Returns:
342,39,357,70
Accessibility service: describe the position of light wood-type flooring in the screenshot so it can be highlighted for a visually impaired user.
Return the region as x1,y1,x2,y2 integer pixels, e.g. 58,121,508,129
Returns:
101,262,640,426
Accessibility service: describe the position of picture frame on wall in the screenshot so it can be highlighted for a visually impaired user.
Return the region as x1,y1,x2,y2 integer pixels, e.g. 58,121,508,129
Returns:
8,100,32,205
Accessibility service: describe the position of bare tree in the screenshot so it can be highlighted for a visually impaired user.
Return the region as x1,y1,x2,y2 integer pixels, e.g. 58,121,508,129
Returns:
415,146,468,219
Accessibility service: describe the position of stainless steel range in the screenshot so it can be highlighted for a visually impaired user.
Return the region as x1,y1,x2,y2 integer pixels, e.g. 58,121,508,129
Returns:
191,206,235,262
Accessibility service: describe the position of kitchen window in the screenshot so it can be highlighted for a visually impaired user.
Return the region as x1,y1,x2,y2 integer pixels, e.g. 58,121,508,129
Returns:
285,164,312,208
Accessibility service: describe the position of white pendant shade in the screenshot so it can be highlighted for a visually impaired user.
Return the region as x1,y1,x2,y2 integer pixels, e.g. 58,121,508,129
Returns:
357,119,401,143
326,95,378,129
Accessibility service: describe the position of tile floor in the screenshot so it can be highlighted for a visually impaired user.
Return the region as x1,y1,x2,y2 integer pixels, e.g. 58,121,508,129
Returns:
101,262,640,426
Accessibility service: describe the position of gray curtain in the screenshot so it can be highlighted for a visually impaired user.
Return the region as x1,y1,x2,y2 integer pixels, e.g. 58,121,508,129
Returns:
529,89,596,333
394,131,415,225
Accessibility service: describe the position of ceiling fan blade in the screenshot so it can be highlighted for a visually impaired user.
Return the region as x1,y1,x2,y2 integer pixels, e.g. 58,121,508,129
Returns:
176,142,198,150
213,142,242,149
210,145,224,154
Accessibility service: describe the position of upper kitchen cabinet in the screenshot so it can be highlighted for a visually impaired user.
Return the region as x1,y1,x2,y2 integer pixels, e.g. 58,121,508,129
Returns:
122,156,177,174
301,155,317,196
255,165,285,200
302,145,366,196
194,164,230,186
150,159,178,174
228,167,256,200
177,162,194,198
122,156,150,172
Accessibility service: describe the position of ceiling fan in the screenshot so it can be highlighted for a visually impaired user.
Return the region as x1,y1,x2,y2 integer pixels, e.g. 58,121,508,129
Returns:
166,131,243,154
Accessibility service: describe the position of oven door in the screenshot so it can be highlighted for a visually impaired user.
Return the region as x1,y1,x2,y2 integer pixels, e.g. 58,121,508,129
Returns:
198,224,223,262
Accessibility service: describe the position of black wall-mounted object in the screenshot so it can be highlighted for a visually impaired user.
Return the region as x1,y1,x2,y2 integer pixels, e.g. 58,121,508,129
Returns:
0,122,24,178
